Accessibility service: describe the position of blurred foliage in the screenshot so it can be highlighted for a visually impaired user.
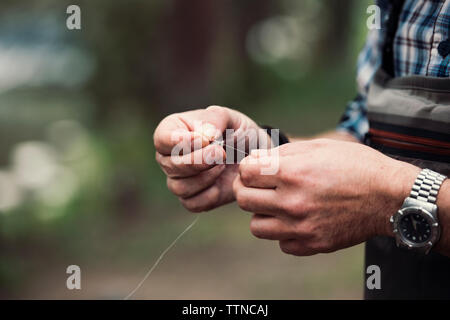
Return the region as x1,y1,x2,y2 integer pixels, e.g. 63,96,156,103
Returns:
0,0,371,298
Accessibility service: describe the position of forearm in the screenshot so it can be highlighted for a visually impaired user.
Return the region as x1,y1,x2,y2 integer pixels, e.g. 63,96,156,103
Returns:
434,180,450,256
289,129,360,143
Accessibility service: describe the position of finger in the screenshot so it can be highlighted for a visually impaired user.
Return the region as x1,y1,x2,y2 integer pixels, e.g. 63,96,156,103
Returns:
250,214,296,240
239,155,279,188
179,184,221,213
155,128,211,156
203,105,242,133
154,106,247,156
233,176,282,215
167,164,226,198
154,110,222,156
154,114,190,155
156,144,226,178
279,239,316,256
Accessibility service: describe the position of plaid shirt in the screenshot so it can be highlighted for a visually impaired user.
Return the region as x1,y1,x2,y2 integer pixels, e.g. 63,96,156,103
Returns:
338,0,450,141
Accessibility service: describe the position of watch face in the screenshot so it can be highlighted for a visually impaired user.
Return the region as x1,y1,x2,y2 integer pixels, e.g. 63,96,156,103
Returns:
399,211,431,244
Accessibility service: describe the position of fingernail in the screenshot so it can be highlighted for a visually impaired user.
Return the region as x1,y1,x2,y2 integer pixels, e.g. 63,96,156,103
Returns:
201,123,218,141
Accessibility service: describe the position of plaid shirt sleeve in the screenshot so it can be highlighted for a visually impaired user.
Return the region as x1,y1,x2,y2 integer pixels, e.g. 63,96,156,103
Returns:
336,26,385,142
337,0,450,141
338,0,389,142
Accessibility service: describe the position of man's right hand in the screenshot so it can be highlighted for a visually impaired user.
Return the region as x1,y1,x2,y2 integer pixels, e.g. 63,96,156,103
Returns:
153,105,261,212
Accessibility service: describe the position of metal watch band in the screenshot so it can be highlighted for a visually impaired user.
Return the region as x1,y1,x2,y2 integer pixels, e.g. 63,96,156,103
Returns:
410,169,447,204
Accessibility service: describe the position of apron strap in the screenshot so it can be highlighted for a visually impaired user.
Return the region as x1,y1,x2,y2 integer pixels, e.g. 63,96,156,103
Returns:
382,0,405,76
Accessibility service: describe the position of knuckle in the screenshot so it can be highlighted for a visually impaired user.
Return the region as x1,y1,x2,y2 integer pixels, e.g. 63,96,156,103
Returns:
153,130,162,151
279,200,293,215
232,177,240,197
206,105,231,125
299,246,317,256
239,169,252,186
236,194,249,211
275,165,286,180
294,222,316,238
183,203,202,213
305,236,330,254
180,198,196,212
181,198,205,213
182,186,221,213
155,153,161,166
295,224,330,254
155,152,164,165
166,177,173,191
249,219,264,239
279,197,302,216
208,186,221,205
309,241,330,254
167,178,189,198
279,201,292,215
153,115,175,148
279,240,316,257
279,241,297,255
281,196,314,217
287,198,303,216
277,162,309,186
161,162,175,177
277,166,295,184
237,196,253,213
206,105,226,115
279,242,288,254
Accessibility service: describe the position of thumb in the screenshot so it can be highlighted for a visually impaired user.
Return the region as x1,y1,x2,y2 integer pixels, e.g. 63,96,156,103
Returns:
192,121,221,142
191,106,235,141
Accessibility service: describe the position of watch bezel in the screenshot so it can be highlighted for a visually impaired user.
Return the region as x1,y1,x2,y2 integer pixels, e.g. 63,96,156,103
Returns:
391,206,440,250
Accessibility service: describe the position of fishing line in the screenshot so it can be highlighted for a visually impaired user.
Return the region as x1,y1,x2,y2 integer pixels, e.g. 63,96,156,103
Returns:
214,128,275,159
124,215,200,300
124,137,250,300
212,139,249,157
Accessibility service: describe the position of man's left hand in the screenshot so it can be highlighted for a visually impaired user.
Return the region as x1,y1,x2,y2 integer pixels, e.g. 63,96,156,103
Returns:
233,139,420,256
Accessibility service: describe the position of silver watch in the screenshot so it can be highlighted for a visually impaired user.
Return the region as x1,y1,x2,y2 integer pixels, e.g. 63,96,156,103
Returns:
390,168,447,254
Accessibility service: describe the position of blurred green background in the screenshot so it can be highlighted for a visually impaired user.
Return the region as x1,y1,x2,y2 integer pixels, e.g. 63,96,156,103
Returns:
0,0,372,299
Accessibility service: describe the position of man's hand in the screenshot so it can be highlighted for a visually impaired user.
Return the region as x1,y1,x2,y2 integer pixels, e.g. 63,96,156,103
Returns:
233,139,420,256
154,105,261,212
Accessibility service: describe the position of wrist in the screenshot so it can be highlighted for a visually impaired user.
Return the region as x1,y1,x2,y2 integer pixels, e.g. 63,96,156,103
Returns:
435,179,450,252
373,159,421,237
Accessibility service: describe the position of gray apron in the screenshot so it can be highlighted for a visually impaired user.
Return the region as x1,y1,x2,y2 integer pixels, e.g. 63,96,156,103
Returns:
365,68,450,299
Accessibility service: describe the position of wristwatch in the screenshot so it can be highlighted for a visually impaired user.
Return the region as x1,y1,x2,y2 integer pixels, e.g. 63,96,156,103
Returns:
390,168,447,254
260,125,290,146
